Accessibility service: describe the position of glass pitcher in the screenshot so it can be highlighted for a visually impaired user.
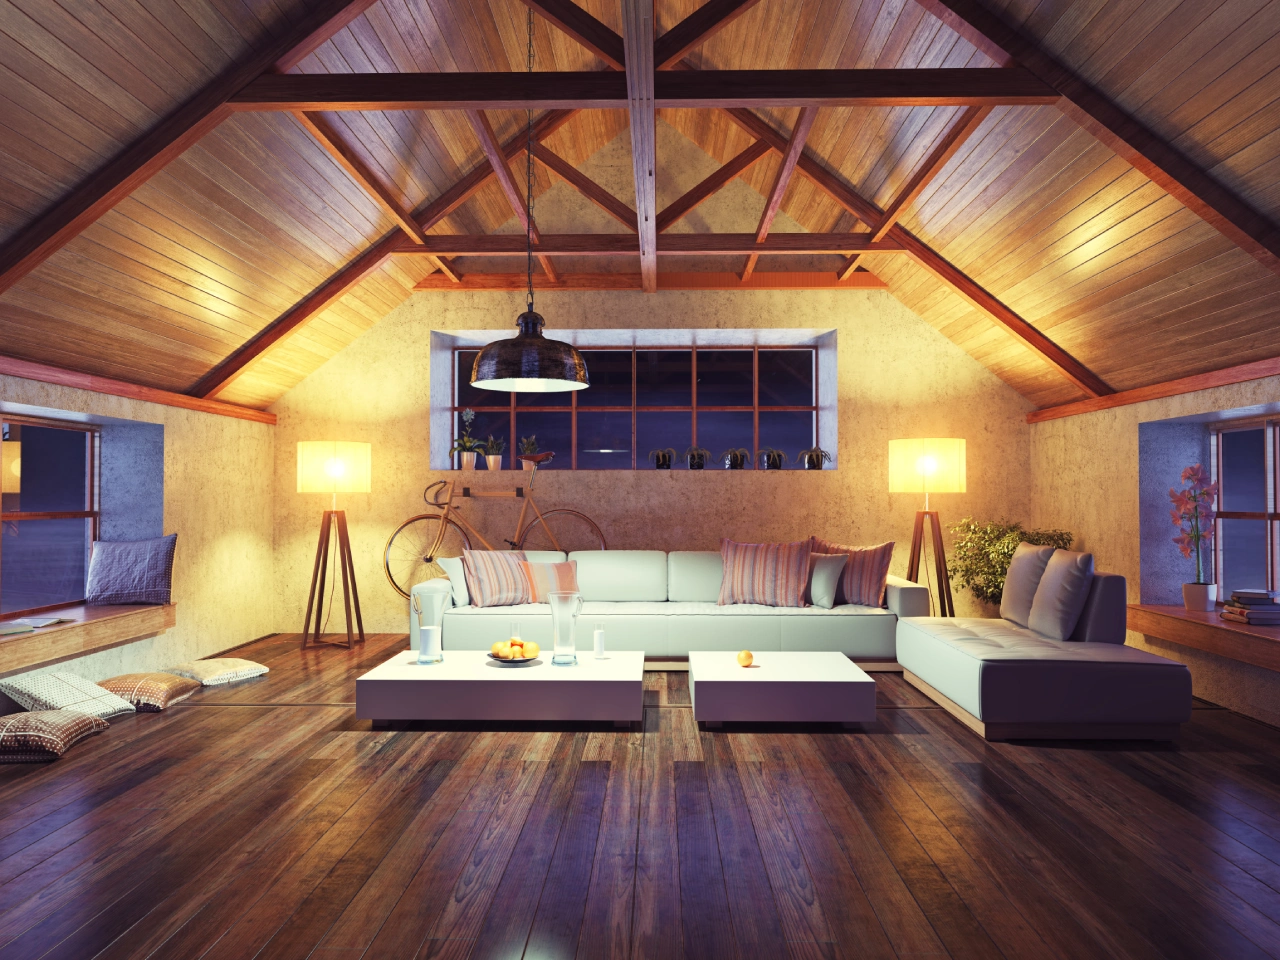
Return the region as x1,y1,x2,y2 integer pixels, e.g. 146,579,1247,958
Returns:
548,591,582,666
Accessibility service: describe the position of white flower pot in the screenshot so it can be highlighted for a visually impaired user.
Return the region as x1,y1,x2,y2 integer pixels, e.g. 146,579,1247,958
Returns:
486,455,503,471
522,459,535,471
459,452,477,470
1182,582,1217,612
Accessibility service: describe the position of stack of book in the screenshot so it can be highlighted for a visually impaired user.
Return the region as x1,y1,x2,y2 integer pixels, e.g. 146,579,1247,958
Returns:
1221,590,1280,625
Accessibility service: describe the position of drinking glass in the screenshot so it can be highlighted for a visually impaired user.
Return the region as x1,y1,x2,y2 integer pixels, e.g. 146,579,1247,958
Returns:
548,591,582,666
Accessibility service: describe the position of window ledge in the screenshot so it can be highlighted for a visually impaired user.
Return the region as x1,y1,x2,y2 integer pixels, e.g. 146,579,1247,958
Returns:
1128,604,1280,673
0,604,176,679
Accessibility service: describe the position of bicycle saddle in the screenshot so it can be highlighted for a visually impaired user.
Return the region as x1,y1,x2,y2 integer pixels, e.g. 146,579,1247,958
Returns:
518,452,555,464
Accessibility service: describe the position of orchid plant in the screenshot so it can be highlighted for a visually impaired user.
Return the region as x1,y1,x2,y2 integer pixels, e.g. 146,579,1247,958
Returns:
1169,463,1219,585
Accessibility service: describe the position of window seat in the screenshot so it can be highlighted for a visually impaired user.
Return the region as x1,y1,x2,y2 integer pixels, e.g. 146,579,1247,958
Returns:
0,604,176,678
1127,604,1280,673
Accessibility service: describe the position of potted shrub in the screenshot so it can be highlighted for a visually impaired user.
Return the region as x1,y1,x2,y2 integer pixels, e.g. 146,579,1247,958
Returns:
685,446,711,470
721,448,749,470
450,409,481,469
483,435,505,471
949,518,1074,610
1170,463,1218,611
799,446,831,470
518,435,539,471
756,447,788,470
648,447,675,470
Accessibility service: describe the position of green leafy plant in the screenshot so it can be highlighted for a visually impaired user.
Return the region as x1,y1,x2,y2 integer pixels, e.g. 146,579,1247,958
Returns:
483,435,506,456
798,446,831,469
519,435,539,455
756,447,789,469
948,518,1075,605
449,409,482,456
685,446,712,470
721,448,750,469
648,447,676,469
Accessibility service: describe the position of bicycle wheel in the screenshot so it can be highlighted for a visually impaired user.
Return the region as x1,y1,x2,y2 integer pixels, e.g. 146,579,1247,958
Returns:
384,514,470,599
518,509,607,554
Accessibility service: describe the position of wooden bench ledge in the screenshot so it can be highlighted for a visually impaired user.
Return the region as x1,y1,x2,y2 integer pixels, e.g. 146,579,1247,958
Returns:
0,604,177,678
1128,604,1280,674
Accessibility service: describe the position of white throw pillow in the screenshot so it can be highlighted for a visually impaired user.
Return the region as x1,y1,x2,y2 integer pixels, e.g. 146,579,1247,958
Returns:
1000,543,1056,627
1028,550,1095,641
166,658,268,686
807,553,848,609
436,556,470,607
0,672,136,720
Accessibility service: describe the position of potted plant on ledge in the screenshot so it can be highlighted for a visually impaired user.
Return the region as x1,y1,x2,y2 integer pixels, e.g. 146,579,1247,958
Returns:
451,409,481,469
519,435,539,471
484,435,505,471
649,448,675,470
1170,463,1218,612
685,445,711,470
799,446,831,470
721,448,749,470
756,447,788,470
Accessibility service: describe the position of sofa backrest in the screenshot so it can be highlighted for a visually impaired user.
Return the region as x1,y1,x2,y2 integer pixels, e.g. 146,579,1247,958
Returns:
668,551,722,602
1067,573,1127,644
569,550,668,601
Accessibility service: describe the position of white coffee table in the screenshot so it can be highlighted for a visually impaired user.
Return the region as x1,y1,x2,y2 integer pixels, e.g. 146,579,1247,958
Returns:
356,650,644,725
689,651,877,725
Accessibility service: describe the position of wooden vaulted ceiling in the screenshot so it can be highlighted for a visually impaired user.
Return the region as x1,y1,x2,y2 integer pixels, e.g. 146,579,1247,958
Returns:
0,0,1278,414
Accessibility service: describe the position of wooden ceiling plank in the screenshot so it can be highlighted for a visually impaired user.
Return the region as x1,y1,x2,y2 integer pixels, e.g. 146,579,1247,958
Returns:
0,0,382,298
388,233,897,255
623,0,657,293
654,0,766,69
514,0,627,70
528,141,637,230
743,106,817,281
413,270,888,291
913,0,1280,276
656,138,771,232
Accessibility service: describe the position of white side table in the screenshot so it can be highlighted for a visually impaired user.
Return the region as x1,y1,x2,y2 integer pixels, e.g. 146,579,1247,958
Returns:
689,651,877,725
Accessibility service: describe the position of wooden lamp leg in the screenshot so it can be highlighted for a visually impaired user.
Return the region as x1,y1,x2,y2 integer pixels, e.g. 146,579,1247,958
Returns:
302,509,366,649
905,509,954,618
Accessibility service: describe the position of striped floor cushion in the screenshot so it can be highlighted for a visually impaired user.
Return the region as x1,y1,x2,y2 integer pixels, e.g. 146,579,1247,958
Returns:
718,538,812,608
0,710,108,762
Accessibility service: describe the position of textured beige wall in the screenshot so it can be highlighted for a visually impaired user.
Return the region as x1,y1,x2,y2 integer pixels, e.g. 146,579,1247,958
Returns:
0,374,275,684
270,287,1035,632
1030,376,1280,726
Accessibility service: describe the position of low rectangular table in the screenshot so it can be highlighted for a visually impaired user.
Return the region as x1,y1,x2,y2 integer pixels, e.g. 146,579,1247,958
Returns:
689,651,877,724
357,650,644,725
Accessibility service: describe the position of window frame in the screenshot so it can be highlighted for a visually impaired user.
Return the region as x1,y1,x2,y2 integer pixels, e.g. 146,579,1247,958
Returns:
451,345,820,469
1210,419,1279,595
0,415,100,619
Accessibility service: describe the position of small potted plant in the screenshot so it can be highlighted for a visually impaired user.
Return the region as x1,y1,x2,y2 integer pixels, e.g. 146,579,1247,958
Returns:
519,435,539,471
1170,463,1218,611
756,447,788,470
648,447,675,470
685,445,711,470
484,435,506,471
721,448,750,470
799,446,831,470
450,409,482,469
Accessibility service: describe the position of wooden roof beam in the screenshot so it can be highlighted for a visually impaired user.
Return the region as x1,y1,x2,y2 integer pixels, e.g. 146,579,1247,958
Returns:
623,0,658,292
742,107,816,281
414,271,888,292
387,233,899,256
656,139,771,232
655,0,765,68
528,142,637,230
514,0,626,70
0,0,381,297
914,0,1280,276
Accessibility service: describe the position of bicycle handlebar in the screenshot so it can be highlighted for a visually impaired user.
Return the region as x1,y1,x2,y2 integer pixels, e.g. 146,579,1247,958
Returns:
424,480,449,507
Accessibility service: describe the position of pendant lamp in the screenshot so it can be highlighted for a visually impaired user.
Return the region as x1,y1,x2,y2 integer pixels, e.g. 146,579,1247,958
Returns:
470,8,589,395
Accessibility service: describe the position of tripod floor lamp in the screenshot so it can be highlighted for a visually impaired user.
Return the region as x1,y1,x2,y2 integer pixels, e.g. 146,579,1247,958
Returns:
889,438,965,618
298,441,370,649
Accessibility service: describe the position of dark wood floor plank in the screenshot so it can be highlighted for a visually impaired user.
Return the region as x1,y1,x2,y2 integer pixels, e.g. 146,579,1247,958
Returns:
672,760,737,960
631,706,684,960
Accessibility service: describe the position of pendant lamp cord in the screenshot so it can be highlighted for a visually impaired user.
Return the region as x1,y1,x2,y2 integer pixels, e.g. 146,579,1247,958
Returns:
525,7,536,315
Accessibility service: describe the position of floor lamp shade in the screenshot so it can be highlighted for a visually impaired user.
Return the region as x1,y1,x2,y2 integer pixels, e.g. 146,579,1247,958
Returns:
888,438,966,496
297,441,372,495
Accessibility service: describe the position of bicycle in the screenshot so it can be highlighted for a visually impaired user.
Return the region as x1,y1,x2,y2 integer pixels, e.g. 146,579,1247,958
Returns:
383,452,607,599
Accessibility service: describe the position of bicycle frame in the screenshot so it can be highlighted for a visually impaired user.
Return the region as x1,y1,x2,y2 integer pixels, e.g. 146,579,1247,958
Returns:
424,479,566,556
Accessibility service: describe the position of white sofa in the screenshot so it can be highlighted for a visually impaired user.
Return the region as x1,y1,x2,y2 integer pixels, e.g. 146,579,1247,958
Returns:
413,550,930,659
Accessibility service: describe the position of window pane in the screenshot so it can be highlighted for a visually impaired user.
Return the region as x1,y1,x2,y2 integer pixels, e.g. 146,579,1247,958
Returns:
1221,429,1266,512
696,350,752,406
637,351,691,406
580,351,632,407
697,412,753,466
638,411,691,469
759,349,814,406
516,389,571,407
1,424,87,513
1,518,90,613
456,351,501,409
1219,519,1268,595
577,412,632,469
758,411,815,469
464,410,511,469
515,413,571,468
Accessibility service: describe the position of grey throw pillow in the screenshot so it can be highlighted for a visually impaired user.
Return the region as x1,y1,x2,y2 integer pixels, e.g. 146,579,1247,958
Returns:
1000,543,1056,627
85,535,177,605
1028,549,1095,641
436,556,470,607
807,553,848,609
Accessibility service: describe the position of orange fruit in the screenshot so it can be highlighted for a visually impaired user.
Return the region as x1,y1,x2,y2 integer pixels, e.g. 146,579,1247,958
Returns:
495,643,512,659
737,649,753,667
490,642,505,657
523,641,540,658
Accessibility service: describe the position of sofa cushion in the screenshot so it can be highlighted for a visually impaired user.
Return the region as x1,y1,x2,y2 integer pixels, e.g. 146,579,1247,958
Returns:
437,556,470,607
462,550,530,607
668,551,722,602
1028,550,1095,640
520,560,578,603
719,539,811,607
999,542,1055,627
570,550,667,601
811,537,894,606
806,553,848,609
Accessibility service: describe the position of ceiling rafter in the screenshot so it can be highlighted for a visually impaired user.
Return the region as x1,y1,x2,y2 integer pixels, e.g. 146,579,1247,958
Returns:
742,107,817,282
414,271,887,292
0,0,381,297
656,139,771,233
514,0,626,70
528,142,637,230
654,0,765,68
913,0,1280,276
623,0,658,293
387,233,897,255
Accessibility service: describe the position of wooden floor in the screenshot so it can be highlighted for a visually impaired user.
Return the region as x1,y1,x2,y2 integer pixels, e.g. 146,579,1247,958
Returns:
1,634,1280,959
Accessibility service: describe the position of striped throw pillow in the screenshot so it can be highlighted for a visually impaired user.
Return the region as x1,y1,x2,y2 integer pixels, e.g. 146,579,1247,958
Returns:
462,550,530,607
811,537,895,607
718,539,812,608
519,560,579,603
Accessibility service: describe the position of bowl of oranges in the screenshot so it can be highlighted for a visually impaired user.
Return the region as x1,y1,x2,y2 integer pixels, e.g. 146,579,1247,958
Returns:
489,638,541,664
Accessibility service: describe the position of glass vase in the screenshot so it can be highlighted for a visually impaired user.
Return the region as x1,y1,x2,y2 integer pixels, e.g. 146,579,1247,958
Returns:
548,591,582,666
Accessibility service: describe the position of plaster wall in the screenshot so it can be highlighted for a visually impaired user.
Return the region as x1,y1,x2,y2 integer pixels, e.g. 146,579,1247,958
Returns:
1030,376,1280,727
0,375,275,682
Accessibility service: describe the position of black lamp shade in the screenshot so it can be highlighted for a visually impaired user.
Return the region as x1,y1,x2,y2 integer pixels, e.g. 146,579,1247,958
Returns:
471,311,589,393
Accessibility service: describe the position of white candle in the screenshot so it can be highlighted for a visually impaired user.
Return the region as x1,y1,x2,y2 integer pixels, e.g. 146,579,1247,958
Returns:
593,625,605,659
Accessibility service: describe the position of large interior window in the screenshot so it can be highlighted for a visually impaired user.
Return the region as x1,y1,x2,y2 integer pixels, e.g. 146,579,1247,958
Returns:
1,418,98,617
1212,422,1277,596
453,347,818,469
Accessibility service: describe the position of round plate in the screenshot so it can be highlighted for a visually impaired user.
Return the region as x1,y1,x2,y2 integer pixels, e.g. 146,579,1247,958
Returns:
488,653,539,664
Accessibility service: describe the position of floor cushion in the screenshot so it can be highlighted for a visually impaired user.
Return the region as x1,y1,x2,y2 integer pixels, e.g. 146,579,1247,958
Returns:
100,673,201,711
166,658,268,686
0,709,108,762
0,672,136,719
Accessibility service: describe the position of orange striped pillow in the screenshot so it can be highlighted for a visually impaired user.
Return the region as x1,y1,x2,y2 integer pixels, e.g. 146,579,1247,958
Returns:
718,538,811,608
462,550,530,607
520,560,579,603
811,537,895,606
